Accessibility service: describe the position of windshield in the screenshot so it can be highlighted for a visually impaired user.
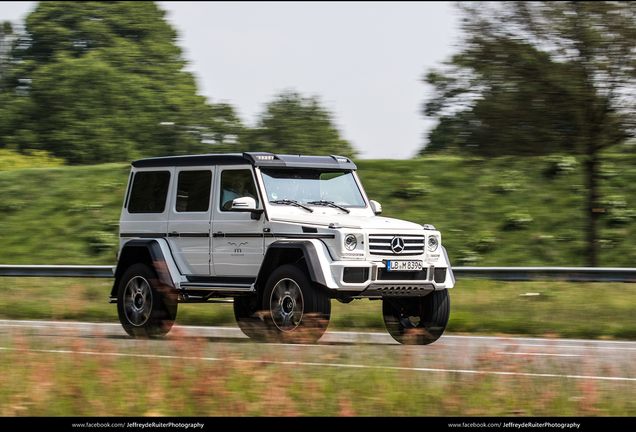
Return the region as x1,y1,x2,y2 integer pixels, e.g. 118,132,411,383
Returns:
260,168,366,208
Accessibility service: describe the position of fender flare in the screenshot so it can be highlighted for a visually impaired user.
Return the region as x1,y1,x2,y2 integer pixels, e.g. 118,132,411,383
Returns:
442,246,456,288
256,239,337,289
110,239,178,298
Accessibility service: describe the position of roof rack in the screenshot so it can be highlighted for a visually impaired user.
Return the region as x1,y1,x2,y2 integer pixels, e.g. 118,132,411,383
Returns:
131,152,356,169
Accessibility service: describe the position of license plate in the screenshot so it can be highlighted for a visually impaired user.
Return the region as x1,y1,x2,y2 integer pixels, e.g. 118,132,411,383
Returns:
386,260,423,271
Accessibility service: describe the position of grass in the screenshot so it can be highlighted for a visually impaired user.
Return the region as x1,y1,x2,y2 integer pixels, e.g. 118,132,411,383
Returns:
2,276,636,341
2,152,636,268
3,153,636,417
357,152,636,267
2,328,636,417
0,163,128,265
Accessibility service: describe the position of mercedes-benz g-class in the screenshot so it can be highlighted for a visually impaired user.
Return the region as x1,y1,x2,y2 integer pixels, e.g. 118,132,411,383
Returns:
110,152,454,344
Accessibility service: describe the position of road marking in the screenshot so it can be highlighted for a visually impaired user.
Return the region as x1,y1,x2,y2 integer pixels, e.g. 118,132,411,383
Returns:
447,334,636,345
1,345,635,383
502,343,636,351
496,351,582,357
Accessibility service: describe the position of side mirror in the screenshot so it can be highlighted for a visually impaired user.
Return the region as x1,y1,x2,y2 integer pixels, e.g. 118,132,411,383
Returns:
370,200,382,215
232,197,263,220
232,196,257,211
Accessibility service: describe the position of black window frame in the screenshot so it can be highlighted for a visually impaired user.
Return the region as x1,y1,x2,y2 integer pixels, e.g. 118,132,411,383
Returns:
175,170,212,213
126,170,171,214
219,168,260,211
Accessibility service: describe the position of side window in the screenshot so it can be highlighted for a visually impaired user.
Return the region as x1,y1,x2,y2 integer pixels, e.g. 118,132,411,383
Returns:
220,169,259,211
127,171,171,213
176,170,212,212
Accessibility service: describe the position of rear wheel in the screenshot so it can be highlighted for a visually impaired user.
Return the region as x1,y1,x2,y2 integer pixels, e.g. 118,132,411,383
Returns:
262,264,331,343
117,263,177,338
382,290,450,345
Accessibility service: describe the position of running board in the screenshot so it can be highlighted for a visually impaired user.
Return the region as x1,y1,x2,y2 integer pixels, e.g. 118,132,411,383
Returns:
179,282,255,292
108,284,254,304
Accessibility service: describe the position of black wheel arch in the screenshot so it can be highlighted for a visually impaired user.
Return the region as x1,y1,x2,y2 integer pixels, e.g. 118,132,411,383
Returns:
256,240,328,291
111,239,176,299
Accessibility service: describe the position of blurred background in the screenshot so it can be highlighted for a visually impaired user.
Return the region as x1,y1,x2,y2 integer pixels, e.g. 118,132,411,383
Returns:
2,1,636,269
3,2,636,418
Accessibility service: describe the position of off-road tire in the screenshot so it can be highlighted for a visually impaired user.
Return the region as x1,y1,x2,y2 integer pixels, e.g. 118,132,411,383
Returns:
261,264,331,343
117,263,177,338
382,289,450,345
233,295,267,341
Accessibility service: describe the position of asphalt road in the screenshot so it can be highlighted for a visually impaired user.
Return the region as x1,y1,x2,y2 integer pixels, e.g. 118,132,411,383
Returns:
1,319,636,382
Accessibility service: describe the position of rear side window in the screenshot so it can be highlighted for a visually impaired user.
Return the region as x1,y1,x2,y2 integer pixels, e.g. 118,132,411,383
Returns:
127,171,171,213
176,170,212,212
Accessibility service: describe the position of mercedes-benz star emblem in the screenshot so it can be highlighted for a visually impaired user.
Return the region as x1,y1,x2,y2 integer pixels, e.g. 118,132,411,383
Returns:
390,236,405,254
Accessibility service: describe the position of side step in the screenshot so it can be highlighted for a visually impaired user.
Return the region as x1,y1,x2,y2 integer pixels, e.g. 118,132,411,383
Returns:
179,283,253,303
109,283,254,304
180,282,255,292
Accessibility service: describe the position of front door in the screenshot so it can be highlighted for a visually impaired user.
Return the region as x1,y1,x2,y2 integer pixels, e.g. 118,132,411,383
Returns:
212,167,265,277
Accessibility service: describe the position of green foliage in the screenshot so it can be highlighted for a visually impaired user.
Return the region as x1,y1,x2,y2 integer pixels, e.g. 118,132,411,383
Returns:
422,1,636,156
1,153,636,268
0,1,238,164
0,149,64,170
2,156,636,345
421,2,636,266
0,20,13,80
357,154,636,267
244,90,357,158
542,155,579,178
0,163,128,265
0,3,355,164
0,3,357,165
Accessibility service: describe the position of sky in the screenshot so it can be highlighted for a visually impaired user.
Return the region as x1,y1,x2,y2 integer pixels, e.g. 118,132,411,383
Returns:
1,1,461,159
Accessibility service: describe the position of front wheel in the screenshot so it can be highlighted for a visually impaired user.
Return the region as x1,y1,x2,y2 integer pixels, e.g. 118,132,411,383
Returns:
382,290,450,345
233,295,267,341
116,263,177,338
262,264,331,343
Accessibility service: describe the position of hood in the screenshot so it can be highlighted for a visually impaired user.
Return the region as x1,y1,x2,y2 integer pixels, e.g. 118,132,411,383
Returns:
270,213,424,231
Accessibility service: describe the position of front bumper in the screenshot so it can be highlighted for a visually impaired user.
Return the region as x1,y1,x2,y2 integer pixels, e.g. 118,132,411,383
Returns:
328,247,455,298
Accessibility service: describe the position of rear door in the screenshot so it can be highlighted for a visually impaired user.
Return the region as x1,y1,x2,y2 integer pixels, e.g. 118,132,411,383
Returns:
166,168,214,275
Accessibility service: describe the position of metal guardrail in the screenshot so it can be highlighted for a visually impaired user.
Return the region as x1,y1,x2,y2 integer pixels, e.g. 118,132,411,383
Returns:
454,267,636,282
1,264,636,282
0,265,114,278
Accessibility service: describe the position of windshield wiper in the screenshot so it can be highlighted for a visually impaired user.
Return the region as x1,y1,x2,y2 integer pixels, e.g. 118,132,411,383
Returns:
270,199,314,212
307,200,350,214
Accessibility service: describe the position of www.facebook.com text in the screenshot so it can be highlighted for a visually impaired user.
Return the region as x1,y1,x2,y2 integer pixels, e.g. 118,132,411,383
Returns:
71,422,205,429
448,422,581,429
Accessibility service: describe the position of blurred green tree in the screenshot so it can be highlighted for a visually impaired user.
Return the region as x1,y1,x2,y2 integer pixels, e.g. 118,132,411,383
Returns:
0,21,13,80
421,1,636,266
244,90,357,158
0,1,243,164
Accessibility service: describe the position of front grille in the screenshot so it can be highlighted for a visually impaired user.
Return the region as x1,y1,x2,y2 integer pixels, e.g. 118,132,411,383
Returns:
368,234,425,256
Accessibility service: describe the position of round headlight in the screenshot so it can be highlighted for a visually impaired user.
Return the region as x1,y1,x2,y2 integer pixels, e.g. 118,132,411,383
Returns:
427,236,439,252
344,234,357,251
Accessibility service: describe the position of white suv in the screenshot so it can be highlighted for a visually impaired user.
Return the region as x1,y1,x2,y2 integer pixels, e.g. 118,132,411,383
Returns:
110,152,454,344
